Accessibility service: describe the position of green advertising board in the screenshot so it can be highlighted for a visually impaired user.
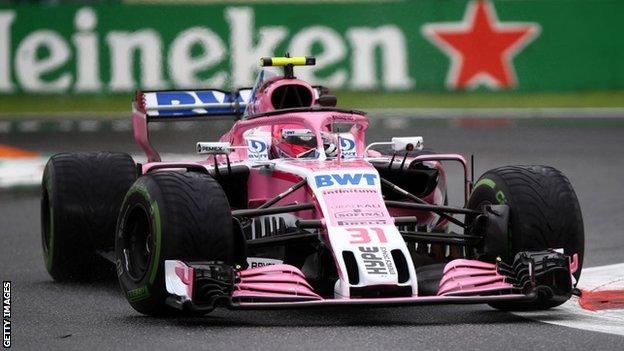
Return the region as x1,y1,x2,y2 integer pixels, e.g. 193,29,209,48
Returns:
0,0,622,94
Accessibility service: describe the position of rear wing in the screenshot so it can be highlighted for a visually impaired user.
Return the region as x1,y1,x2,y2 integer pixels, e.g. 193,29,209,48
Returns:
134,89,253,120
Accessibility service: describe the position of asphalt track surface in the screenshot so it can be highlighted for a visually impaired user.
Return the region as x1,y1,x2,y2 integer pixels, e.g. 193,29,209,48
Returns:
1,120,624,350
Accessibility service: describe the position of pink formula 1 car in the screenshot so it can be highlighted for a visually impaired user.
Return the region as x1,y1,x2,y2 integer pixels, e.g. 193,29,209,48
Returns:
41,56,584,316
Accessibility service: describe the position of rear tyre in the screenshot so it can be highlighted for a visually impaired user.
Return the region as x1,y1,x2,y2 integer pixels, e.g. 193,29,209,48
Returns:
41,152,136,281
115,172,233,316
467,165,584,310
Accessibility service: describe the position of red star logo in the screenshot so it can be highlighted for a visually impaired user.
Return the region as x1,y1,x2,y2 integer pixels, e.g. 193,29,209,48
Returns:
422,0,540,89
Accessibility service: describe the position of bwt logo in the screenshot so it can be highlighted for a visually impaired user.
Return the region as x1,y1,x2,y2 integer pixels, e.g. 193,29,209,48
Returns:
315,173,377,188
340,138,355,151
247,139,267,153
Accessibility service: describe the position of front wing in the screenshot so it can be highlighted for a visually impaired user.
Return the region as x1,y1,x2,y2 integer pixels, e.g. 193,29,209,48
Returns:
163,250,577,312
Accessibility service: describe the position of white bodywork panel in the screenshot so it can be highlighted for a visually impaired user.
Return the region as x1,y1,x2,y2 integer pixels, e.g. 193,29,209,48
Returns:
274,160,418,298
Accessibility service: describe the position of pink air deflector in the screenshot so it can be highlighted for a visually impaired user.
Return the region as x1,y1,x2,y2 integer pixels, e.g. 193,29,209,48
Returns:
437,259,513,296
233,264,322,301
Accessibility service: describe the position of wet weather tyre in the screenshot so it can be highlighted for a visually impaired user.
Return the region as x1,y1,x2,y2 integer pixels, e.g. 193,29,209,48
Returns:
467,165,584,310
115,171,233,316
41,152,137,281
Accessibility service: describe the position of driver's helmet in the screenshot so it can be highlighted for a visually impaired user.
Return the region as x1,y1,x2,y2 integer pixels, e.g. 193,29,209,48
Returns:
271,124,337,158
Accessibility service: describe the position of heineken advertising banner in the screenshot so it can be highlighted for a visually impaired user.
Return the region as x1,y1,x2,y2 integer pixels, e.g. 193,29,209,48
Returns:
0,0,622,94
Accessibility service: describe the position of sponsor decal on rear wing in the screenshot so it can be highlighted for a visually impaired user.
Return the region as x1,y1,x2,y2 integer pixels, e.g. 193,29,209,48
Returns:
135,89,253,119
135,85,328,120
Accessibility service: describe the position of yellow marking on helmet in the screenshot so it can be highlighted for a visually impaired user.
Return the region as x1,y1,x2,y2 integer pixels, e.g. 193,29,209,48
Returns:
260,56,315,67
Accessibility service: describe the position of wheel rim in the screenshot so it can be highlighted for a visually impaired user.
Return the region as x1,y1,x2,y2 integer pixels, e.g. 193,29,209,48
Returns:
465,198,493,226
120,204,153,282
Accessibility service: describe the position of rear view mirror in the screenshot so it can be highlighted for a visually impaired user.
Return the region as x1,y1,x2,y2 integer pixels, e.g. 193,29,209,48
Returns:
392,137,424,152
196,142,232,155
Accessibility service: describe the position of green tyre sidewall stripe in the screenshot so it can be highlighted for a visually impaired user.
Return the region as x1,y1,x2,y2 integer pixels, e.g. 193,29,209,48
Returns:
148,196,162,285
118,181,163,304
472,177,507,205
473,178,496,190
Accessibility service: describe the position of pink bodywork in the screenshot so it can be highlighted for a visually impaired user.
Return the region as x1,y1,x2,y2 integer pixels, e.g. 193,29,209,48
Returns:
233,264,321,301
437,259,513,296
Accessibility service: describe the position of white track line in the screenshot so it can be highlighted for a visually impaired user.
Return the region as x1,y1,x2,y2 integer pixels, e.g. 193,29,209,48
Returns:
514,263,624,336
0,158,46,188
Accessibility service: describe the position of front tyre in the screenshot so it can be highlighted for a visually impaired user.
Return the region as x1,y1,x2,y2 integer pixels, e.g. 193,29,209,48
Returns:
467,165,584,310
115,172,233,316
